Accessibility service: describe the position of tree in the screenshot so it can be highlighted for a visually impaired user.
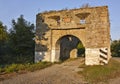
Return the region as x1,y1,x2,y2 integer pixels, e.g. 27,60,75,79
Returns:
77,42,85,57
9,15,35,63
0,21,7,42
111,40,120,57
0,21,8,64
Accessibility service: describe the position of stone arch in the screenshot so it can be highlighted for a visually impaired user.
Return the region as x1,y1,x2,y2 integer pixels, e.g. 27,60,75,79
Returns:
35,6,111,65
54,34,85,61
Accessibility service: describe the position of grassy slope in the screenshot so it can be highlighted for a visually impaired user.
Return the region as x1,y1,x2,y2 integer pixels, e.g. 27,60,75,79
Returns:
78,59,120,83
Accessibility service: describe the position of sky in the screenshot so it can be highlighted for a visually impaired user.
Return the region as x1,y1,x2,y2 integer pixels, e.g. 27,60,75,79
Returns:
0,0,120,40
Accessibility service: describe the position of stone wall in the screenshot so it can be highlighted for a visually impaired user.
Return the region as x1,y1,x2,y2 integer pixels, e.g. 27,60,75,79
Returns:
35,6,111,65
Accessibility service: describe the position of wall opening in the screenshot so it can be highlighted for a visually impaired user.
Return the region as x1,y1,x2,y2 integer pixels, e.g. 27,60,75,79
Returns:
48,16,60,26
55,35,85,61
80,19,86,24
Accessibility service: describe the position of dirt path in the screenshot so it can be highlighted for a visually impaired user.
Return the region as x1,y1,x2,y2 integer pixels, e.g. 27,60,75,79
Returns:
112,57,120,62
1,57,120,84
0,58,86,84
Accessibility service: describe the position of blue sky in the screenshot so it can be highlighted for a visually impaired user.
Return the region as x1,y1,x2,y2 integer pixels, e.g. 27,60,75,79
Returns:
0,0,119,40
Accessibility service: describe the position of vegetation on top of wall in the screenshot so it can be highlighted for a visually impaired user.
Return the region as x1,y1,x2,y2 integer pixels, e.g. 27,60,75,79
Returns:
41,4,90,14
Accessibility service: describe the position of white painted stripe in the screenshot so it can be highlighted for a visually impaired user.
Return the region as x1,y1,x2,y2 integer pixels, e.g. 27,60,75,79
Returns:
100,58,108,64
100,48,107,53
100,53,107,58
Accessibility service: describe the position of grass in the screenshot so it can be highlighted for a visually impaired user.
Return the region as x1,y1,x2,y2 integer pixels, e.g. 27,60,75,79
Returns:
78,59,120,84
0,62,53,81
0,58,79,74
0,62,52,74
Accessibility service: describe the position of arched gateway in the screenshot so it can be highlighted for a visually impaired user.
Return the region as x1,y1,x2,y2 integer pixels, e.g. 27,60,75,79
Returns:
55,35,85,62
35,6,111,65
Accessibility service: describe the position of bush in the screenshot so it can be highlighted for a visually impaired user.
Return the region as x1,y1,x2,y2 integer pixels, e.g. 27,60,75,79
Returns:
5,64,18,73
111,40,120,57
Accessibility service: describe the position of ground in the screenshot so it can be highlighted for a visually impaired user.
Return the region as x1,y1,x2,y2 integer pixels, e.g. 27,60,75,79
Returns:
109,57,120,84
0,57,120,84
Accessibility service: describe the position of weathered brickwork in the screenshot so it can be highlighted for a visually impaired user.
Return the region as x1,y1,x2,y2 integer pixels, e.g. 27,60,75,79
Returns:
35,6,111,65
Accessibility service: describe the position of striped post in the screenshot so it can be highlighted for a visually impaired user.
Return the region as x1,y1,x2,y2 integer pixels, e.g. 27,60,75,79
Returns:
99,48,108,65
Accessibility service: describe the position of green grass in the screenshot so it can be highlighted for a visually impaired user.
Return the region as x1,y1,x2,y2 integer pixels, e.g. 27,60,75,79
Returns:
0,62,52,74
78,59,120,84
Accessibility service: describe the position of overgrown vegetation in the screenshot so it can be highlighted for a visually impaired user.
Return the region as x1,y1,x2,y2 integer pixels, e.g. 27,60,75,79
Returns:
78,59,120,83
0,62,52,74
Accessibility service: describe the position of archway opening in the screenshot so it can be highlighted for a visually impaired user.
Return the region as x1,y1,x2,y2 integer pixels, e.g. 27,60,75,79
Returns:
55,35,85,61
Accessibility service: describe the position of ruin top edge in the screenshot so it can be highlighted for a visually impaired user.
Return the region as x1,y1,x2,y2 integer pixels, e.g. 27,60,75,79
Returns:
37,6,108,15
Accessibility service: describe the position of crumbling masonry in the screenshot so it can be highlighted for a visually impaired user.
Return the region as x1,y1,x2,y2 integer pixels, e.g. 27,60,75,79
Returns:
35,6,111,65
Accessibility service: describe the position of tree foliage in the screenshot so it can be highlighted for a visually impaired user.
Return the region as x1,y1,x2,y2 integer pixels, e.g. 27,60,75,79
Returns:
0,21,8,64
0,21,8,42
8,15,35,63
0,15,35,64
77,42,85,56
9,15,34,54
111,39,120,57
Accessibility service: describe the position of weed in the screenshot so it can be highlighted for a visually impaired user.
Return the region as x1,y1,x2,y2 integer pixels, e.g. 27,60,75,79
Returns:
0,62,52,74
5,64,18,73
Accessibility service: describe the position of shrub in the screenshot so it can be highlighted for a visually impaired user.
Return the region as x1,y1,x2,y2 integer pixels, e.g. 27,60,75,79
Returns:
5,64,18,73
111,40,120,57
16,64,26,71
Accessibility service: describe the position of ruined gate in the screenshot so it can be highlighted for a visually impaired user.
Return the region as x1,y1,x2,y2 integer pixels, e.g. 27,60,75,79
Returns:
35,6,111,65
